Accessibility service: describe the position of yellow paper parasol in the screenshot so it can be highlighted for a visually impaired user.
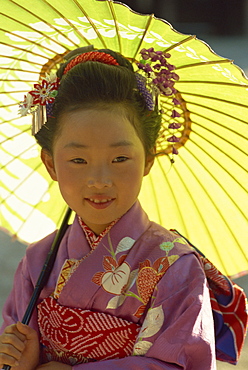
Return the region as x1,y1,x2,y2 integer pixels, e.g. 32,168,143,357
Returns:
0,0,247,278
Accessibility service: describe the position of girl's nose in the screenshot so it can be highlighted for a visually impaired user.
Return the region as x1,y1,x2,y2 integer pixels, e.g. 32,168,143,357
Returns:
87,168,112,188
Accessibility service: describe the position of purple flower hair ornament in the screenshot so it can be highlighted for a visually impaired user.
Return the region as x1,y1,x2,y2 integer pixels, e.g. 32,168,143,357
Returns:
136,47,182,158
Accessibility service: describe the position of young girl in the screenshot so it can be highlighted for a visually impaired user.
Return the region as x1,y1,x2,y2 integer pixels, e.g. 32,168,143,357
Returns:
0,47,216,369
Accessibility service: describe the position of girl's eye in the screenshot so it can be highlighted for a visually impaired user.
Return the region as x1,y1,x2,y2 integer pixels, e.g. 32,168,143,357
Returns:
71,158,87,164
113,156,129,163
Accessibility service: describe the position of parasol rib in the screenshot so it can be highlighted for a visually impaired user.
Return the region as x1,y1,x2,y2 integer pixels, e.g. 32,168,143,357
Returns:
70,0,108,48
172,168,217,250
165,35,196,53
190,132,247,210
4,0,78,48
0,127,30,141
176,59,233,70
0,42,53,59
194,138,247,183
0,13,71,50
1,161,44,200
108,1,122,54
177,80,248,88
131,14,154,63
0,102,24,109
181,146,246,249
0,144,39,172
172,157,228,275
13,200,69,240
40,0,92,47
162,33,245,82
185,100,248,132
180,91,248,109
0,28,61,55
1,174,63,239
145,173,163,225
0,79,40,83
156,159,189,232
0,90,41,95
0,67,41,74
192,113,248,156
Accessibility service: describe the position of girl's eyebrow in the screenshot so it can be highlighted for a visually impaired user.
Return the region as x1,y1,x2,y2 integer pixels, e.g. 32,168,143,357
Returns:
63,142,88,149
64,140,134,149
110,140,134,147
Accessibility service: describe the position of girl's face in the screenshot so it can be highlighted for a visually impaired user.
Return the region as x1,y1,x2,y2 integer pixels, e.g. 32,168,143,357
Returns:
42,108,154,235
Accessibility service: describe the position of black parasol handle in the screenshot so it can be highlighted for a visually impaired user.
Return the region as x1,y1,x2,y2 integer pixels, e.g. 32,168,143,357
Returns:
2,207,72,370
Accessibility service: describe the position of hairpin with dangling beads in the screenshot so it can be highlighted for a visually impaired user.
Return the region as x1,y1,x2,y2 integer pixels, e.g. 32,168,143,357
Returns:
19,72,59,135
136,48,181,158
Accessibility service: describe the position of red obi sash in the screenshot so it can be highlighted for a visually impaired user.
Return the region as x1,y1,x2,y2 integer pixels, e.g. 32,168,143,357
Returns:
37,297,141,366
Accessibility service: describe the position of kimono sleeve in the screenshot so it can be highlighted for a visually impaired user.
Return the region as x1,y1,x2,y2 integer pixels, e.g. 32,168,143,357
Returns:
72,253,216,370
0,231,57,335
0,255,40,334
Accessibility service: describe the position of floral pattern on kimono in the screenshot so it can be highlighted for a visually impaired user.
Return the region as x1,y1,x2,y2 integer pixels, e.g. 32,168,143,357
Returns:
47,221,186,361
91,236,182,319
1,201,216,369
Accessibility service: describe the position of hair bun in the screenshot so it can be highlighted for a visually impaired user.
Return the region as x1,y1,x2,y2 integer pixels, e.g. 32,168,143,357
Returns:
57,45,94,78
97,49,133,71
57,46,133,78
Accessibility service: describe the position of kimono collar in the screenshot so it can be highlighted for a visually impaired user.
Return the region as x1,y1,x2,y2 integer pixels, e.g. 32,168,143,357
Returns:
77,216,119,250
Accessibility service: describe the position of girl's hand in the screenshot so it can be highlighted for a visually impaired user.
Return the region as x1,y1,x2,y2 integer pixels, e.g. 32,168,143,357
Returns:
36,361,72,369
0,321,39,370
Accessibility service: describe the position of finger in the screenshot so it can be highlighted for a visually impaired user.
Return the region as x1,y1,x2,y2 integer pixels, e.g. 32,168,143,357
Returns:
16,322,38,341
5,324,26,342
0,332,26,352
0,346,20,367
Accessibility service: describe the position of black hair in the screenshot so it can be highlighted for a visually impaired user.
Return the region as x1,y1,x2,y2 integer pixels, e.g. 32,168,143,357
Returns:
35,49,161,156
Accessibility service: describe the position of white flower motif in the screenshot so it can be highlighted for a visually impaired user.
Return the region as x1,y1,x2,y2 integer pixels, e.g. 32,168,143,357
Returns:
92,255,131,295
116,237,136,254
45,71,58,84
133,340,153,356
18,93,34,116
101,262,131,295
138,305,164,339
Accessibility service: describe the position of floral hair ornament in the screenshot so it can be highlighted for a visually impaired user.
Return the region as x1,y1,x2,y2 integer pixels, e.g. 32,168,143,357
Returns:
19,72,59,135
19,50,119,136
63,51,119,74
136,48,181,157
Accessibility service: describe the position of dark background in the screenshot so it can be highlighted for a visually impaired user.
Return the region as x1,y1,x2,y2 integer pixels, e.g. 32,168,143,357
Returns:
120,0,247,35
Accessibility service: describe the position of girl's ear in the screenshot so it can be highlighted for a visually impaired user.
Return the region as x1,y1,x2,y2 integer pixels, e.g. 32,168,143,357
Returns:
41,149,58,181
143,147,156,176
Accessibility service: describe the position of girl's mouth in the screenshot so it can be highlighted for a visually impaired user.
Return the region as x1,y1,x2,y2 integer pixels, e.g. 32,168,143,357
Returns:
89,198,112,204
85,198,115,209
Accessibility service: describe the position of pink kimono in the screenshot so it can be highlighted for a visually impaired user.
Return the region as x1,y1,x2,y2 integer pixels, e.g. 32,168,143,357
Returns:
1,201,216,369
